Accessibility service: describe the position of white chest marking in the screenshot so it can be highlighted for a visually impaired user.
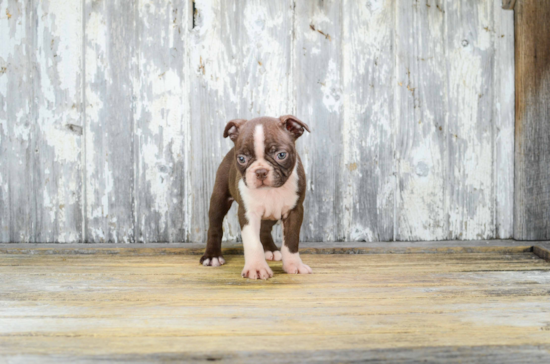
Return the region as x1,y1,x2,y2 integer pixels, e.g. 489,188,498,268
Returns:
239,164,299,221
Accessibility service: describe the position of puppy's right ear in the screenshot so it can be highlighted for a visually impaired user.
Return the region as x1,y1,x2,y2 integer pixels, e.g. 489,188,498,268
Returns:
223,119,247,142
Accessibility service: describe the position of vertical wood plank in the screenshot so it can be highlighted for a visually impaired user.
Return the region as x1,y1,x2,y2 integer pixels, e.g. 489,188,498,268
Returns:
445,0,495,240
33,0,83,242
0,0,518,243
514,0,550,240
0,0,34,242
134,0,189,242
342,0,394,241
493,0,514,239
395,0,447,241
294,0,343,241
189,0,292,243
84,0,136,243
0,0,83,243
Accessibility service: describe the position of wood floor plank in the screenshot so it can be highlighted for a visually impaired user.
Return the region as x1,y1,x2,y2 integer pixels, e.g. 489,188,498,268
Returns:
0,252,549,361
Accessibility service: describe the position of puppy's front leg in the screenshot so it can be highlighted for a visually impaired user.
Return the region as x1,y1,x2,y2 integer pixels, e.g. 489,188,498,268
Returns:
238,206,273,280
282,205,312,274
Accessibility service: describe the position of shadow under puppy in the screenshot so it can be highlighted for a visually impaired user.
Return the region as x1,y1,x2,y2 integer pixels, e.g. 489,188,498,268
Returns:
200,115,312,279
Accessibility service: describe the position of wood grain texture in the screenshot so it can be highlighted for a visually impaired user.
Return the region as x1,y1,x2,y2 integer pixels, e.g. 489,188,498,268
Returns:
0,0,516,243
342,0,395,242
514,0,550,240
33,0,84,243
395,1,515,241
502,0,517,10
0,240,538,256
0,0,35,243
134,0,189,242
0,251,549,360
294,0,344,241
446,0,495,240
84,0,136,243
7,345,549,364
395,0,447,240
493,0,515,239
533,244,550,262
188,0,292,243
0,0,83,243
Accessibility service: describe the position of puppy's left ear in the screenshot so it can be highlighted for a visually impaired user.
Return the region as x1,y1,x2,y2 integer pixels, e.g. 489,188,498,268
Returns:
279,115,310,139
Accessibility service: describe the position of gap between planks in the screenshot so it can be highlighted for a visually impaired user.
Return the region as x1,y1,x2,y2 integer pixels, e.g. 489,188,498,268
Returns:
1,240,549,260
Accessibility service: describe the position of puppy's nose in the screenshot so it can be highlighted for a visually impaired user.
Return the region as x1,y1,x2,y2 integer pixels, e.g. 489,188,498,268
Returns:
255,169,268,181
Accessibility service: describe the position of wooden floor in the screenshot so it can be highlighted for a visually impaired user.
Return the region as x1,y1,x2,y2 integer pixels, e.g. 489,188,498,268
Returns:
1,243,550,363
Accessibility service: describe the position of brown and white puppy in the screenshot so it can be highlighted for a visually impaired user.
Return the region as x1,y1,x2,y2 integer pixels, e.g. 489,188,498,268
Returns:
200,115,312,279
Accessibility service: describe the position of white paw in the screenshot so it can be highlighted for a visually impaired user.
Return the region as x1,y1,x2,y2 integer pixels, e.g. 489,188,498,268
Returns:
241,260,273,280
202,257,225,267
283,261,312,274
264,250,282,261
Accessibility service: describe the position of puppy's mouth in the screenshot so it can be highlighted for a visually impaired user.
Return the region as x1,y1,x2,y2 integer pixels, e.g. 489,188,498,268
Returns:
255,180,270,188
242,177,271,189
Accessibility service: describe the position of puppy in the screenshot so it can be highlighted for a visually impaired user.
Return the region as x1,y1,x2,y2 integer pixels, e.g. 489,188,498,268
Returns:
200,115,312,279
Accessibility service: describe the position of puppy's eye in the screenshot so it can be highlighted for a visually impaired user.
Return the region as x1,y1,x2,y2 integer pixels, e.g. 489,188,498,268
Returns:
277,152,287,160
237,155,247,164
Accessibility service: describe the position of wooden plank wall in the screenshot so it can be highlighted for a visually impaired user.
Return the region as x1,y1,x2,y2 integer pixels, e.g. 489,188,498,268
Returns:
514,0,550,240
0,0,515,243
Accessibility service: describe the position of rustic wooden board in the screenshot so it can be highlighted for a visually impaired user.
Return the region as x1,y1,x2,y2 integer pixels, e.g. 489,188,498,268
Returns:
533,245,550,262
341,0,395,242
395,0,447,240
0,240,538,256
84,0,136,243
445,0,495,240
294,0,344,241
0,0,35,243
6,345,549,364
0,0,83,243
0,251,549,361
493,0,515,239
34,1,84,243
395,1,515,241
0,0,516,243
514,0,550,240
134,0,189,242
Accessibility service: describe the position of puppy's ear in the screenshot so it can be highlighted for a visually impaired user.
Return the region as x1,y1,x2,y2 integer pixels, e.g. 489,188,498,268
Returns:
223,119,247,142
280,115,310,139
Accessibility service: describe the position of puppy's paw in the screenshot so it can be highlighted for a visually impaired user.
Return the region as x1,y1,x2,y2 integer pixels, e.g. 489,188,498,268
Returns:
241,260,273,280
200,255,226,267
264,250,282,261
283,261,313,274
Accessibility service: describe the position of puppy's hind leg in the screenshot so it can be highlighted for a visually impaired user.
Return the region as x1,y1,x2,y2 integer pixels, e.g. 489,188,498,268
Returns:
260,220,282,261
201,157,233,267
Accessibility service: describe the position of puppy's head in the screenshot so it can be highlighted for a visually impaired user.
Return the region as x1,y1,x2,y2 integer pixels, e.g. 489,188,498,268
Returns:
224,115,310,189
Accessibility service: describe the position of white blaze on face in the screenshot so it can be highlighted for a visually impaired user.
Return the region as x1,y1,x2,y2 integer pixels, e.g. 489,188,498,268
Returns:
253,124,265,159
246,124,275,188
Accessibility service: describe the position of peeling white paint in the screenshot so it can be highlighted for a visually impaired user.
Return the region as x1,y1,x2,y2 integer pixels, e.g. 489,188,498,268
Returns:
321,59,342,113
13,116,31,141
44,128,79,163
349,226,375,242
0,0,515,243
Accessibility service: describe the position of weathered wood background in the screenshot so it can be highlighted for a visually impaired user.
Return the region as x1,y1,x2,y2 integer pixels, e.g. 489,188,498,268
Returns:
0,0,514,243
514,0,550,241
